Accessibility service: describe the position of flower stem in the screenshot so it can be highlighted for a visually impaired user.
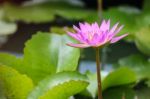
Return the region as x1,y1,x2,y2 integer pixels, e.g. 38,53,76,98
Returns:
97,0,103,21
95,47,103,99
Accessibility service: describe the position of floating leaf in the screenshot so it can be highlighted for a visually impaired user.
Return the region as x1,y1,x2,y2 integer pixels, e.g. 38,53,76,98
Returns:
28,71,89,99
102,67,137,91
135,27,150,56
118,54,150,86
85,71,107,98
0,53,22,70
3,2,95,23
22,32,80,83
50,27,66,34
0,66,34,99
0,32,80,84
103,87,135,99
136,13,150,28
146,80,150,87
82,67,136,98
86,71,97,98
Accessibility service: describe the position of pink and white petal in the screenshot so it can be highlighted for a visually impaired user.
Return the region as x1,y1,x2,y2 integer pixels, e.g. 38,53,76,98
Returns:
109,22,119,34
92,22,99,32
73,25,81,32
107,24,124,41
113,25,124,35
96,40,109,47
92,22,99,28
67,32,81,41
86,33,99,45
67,43,90,48
79,23,85,30
99,20,108,31
84,22,92,31
79,22,88,33
110,33,128,43
106,19,110,30
84,22,91,27
98,30,108,42
97,32,110,46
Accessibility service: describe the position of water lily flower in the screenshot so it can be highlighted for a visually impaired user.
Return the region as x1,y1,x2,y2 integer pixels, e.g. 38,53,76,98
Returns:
67,19,128,48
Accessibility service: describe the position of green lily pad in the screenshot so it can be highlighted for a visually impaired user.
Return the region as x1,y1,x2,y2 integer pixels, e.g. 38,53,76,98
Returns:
82,67,136,98
85,71,107,98
103,87,135,99
0,65,34,99
102,67,137,91
118,54,150,87
0,32,80,84
135,27,150,56
86,71,97,98
22,32,80,83
146,80,150,87
3,2,95,23
0,53,22,71
28,71,89,99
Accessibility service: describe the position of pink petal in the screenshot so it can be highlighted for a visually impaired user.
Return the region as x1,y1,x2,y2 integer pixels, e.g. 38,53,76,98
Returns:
79,22,89,34
92,22,99,32
73,25,81,32
96,42,106,47
96,35,110,46
84,22,92,32
67,32,81,41
110,33,128,43
79,22,86,31
92,22,98,28
99,20,107,30
86,33,99,45
84,22,91,27
97,32,110,46
107,25,124,40
106,19,110,29
114,25,124,35
67,43,90,48
109,22,119,34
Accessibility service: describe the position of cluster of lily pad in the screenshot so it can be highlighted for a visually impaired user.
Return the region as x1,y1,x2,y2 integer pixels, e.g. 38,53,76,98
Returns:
0,0,150,99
